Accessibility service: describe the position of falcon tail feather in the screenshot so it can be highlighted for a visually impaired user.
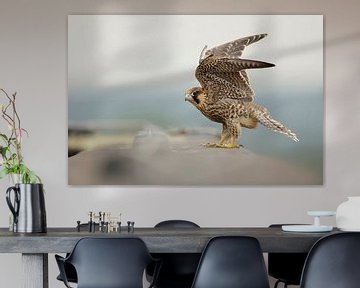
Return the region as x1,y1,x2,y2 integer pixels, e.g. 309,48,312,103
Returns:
255,113,299,142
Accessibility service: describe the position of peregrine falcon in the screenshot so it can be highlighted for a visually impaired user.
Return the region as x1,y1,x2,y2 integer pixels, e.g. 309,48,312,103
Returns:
185,34,298,148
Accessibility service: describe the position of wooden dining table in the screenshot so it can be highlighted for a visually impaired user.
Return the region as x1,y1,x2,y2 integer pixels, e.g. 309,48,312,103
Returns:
0,226,339,288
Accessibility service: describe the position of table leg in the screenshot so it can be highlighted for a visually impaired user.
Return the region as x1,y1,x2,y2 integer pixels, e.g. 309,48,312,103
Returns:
22,253,48,288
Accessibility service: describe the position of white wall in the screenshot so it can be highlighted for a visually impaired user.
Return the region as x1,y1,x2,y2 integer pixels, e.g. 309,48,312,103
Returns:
0,0,359,287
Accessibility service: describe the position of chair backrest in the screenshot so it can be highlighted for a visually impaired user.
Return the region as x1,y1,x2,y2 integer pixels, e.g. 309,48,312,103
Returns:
191,236,270,288
300,232,360,288
155,220,200,228
150,220,201,287
67,237,154,288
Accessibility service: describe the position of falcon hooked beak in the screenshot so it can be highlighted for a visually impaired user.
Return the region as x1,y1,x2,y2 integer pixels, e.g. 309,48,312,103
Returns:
184,92,192,102
185,87,204,107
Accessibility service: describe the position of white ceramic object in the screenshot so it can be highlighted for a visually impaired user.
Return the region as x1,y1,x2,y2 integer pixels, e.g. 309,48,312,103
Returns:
336,197,360,231
282,210,335,233
307,211,336,217
282,225,333,232
307,211,336,227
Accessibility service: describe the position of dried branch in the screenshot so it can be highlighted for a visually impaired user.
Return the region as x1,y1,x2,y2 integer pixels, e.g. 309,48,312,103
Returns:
0,88,40,183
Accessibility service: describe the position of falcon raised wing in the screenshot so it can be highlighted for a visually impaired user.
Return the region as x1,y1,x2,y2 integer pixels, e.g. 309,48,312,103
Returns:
196,56,274,102
196,34,274,102
199,33,268,63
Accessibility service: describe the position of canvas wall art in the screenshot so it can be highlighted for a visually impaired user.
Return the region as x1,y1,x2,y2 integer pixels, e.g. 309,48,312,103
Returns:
68,15,323,185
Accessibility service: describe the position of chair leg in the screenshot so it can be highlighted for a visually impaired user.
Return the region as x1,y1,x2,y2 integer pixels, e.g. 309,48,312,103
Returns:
274,279,289,288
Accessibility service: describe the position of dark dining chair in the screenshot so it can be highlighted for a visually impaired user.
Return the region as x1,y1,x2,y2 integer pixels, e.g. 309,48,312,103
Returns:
300,232,360,288
56,262,77,284
191,236,270,288
268,224,308,288
55,237,161,288
56,223,99,284
146,220,201,288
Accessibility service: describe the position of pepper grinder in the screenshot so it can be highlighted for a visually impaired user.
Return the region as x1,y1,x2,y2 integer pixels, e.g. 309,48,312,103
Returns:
77,221,81,232
127,221,135,233
88,212,93,232
98,211,103,231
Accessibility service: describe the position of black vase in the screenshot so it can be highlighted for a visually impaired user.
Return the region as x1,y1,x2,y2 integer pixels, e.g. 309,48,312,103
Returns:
6,183,47,233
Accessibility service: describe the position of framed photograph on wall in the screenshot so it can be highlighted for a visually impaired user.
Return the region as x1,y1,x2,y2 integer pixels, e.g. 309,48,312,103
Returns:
68,15,323,185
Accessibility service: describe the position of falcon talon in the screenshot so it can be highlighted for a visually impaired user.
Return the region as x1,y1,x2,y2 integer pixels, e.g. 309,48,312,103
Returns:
215,143,240,149
201,143,217,148
185,34,299,146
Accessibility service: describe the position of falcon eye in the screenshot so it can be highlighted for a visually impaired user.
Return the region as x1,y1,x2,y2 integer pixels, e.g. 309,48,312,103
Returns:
191,91,198,97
